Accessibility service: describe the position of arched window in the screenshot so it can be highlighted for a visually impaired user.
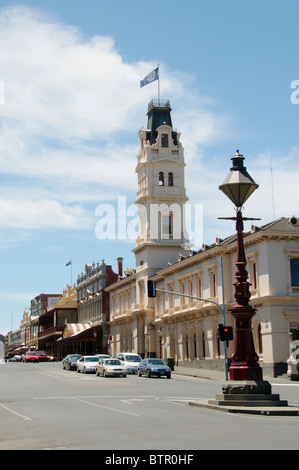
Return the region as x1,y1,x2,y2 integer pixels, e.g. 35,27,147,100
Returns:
159,172,164,186
291,258,299,286
161,134,168,147
168,172,173,186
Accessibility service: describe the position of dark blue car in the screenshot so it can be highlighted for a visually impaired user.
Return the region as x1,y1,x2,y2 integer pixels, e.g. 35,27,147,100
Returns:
137,358,171,378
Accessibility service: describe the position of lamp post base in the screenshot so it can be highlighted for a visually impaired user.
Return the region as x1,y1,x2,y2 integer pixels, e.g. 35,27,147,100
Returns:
209,380,289,408
229,307,263,381
229,363,263,381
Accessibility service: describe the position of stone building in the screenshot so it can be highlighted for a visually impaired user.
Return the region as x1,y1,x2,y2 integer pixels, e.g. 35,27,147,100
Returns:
107,99,299,377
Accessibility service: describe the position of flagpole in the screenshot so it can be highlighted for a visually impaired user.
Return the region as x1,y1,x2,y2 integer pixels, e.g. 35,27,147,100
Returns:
70,258,72,286
157,64,160,103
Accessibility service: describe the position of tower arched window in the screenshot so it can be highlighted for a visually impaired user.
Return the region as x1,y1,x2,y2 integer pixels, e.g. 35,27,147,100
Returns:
161,134,168,147
159,172,164,186
168,172,173,186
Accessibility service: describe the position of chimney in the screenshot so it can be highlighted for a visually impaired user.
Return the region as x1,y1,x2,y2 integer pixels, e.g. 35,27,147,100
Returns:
117,257,123,277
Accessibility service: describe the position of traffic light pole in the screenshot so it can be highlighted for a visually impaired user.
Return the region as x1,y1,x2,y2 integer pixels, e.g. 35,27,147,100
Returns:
150,283,229,381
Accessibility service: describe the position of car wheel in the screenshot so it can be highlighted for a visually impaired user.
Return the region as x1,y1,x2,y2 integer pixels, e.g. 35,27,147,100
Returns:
123,374,127,378
103,370,106,377
138,370,142,377
167,374,171,379
146,370,151,378
77,367,80,373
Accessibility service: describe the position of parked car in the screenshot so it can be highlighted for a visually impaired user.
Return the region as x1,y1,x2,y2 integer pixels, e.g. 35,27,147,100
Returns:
62,354,82,370
22,351,39,362
8,355,22,362
34,351,57,362
137,358,171,378
76,356,99,373
95,354,111,363
116,352,142,374
43,353,57,362
96,358,127,377
35,351,49,362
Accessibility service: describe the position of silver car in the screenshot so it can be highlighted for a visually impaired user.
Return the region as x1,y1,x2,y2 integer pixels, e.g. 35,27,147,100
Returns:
116,353,142,374
96,359,127,377
76,356,99,373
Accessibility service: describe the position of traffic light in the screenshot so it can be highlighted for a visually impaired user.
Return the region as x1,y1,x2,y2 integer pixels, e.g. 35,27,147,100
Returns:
218,324,233,342
148,280,156,297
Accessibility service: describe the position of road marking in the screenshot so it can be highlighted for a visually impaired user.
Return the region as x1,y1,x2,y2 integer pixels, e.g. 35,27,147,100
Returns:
33,395,155,399
120,398,146,405
72,397,140,417
0,402,32,421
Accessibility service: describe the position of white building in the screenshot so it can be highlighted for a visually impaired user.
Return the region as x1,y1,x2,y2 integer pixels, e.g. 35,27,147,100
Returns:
107,100,299,377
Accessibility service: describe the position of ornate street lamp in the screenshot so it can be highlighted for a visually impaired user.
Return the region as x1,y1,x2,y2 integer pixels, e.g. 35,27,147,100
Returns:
219,150,263,381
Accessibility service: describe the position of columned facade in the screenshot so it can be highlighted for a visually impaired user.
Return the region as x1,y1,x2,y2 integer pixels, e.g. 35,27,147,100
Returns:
107,100,299,377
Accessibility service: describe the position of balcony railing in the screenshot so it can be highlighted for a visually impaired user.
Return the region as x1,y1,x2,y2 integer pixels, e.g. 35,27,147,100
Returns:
148,99,171,111
38,325,64,339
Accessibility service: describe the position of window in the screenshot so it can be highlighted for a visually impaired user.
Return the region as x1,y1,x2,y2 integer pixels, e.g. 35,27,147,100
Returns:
252,262,257,290
212,273,216,297
291,258,299,286
159,172,164,186
197,278,202,298
161,134,168,147
162,213,173,239
168,172,173,186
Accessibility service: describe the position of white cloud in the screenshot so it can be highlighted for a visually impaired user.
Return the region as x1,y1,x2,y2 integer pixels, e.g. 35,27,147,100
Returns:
0,197,92,229
0,5,234,241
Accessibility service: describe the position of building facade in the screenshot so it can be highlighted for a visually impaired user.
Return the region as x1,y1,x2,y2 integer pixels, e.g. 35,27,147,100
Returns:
57,258,121,358
30,293,61,318
107,99,299,377
107,99,191,358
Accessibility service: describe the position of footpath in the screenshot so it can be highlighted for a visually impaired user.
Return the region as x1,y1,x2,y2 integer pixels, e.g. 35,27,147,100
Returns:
172,365,299,384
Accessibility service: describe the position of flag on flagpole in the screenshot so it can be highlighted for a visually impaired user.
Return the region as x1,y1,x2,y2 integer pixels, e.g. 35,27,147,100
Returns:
140,67,159,88
65,260,71,266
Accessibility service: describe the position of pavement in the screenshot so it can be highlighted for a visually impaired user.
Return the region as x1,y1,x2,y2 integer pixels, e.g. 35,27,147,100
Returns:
171,365,297,383
171,365,299,415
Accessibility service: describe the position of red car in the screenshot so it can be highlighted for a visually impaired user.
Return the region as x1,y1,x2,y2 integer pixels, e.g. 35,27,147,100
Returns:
22,351,39,362
36,352,49,362
22,351,56,362
37,351,56,362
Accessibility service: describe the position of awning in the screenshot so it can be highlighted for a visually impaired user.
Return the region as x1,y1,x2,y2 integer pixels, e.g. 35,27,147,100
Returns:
57,323,93,342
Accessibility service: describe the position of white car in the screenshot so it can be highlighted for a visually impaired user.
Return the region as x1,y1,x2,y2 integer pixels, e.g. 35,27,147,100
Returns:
96,359,127,377
76,356,99,373
116,352,142,374
95,354,111,363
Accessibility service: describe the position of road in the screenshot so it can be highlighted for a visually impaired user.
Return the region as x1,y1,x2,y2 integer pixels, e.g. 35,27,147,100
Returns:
1,361,299,451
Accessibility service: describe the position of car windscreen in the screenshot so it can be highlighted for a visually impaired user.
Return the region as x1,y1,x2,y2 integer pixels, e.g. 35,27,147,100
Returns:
148,359,165,365
105,360,121,365
125,356,141,362
85,357,99,362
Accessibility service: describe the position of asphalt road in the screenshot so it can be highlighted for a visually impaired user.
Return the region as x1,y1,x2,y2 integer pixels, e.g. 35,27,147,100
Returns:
1,361,299,451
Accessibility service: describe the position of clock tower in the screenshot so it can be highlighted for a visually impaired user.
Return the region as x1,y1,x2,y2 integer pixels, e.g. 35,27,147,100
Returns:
133,99,190,277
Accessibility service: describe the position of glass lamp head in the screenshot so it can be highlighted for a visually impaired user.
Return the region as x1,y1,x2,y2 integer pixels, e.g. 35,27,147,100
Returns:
219,150,259,208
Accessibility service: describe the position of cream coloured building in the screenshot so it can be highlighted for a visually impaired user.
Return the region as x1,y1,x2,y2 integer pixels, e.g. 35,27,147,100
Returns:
107,100,299,377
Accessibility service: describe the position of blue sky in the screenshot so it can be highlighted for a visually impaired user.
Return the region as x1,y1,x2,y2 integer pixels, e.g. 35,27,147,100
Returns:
0,0,299,335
